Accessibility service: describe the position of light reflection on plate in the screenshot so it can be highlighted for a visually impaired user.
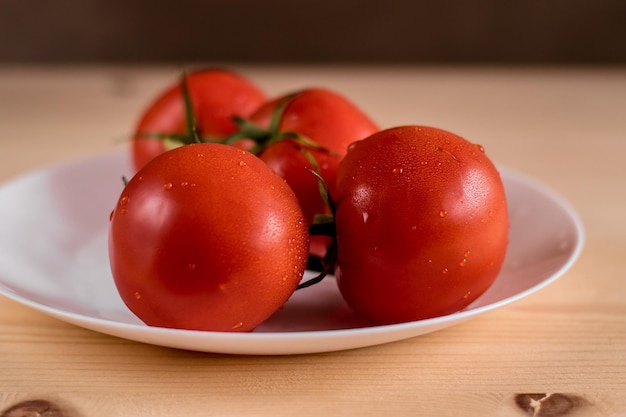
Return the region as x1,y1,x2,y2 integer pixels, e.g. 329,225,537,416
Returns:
0,150,584,355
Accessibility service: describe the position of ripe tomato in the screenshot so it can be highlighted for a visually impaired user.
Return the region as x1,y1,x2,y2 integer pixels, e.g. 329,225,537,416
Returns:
109,143,309,332
132,68,266,172
334,126,509,324
249,88,380,256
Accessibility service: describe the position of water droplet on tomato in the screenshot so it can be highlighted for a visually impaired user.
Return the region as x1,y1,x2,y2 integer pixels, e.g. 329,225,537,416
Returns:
439,210,447,218
163,182,173,190
463,291,471,299
119,195,129,206
411,225,417,231
362,212,369,223
180,181,189,187
459,259,467,267
134,292,142,300
476,144,485,153
372,246,382,257
188,263,196,270
442,268,449,274
232,322,244,330
464,250,471,258
239,160,247,167
120,208,127,215
392,167,404,174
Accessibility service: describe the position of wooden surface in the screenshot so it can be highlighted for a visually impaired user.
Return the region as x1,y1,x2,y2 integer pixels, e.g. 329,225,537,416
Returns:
0,66,624,416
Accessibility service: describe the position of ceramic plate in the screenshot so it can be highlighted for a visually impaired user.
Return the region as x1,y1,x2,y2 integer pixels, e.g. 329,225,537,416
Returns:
0,150,584,355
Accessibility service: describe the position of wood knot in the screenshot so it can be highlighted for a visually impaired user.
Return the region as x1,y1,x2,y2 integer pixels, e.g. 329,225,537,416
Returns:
514,393,587,417
1,400,70,417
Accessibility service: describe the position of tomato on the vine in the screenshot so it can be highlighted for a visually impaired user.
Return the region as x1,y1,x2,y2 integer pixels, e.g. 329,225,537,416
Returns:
132,68,266,171
333,126,509,324
109,143,309,332
248,88,379,256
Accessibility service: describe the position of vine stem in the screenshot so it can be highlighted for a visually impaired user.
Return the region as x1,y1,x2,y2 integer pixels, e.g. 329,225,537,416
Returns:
297,239,337,290
295,161,339,290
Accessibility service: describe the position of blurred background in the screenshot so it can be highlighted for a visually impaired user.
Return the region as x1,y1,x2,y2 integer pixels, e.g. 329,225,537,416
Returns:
1,0,625,65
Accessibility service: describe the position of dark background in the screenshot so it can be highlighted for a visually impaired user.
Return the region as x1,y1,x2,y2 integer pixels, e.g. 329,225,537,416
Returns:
1,0,625,65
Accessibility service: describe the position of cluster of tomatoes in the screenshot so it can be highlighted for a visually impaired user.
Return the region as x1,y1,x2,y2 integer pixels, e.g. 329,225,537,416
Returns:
108,68,509,332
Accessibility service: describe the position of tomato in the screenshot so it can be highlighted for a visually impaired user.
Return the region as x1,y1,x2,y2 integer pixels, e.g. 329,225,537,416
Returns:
132,68,266,172
334,126,509,324
109,143,309,332
249,88,380,256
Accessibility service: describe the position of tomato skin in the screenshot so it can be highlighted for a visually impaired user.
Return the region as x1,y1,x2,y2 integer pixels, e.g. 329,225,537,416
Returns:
334,126,509,324
132,68,266,172
251,88,379,255
109,143,309,332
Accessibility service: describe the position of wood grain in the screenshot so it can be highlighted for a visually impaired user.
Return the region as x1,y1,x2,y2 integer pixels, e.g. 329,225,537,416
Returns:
0,66,624,416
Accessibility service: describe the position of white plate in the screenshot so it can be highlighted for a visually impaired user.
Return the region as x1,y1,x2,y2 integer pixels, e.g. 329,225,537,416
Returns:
0,150,584,355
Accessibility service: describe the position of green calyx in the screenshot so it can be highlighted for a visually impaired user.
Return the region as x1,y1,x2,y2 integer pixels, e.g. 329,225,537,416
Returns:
138,76,332,158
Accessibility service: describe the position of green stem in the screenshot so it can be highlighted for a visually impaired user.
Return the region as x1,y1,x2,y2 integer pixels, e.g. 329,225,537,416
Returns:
297,238,337,290
302,164,336,218
268,92,298,135
296,159,339,290
223,117,272,146
138,132,190,141
179,72,202,144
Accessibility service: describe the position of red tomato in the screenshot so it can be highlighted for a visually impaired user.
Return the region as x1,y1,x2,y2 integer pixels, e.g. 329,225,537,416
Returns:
132,68,266,172
250,88,379,256
109,143,309,332
334,126,509,324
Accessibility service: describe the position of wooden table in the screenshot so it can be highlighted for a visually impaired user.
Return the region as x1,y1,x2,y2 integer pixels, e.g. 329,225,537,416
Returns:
0,66,624,416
